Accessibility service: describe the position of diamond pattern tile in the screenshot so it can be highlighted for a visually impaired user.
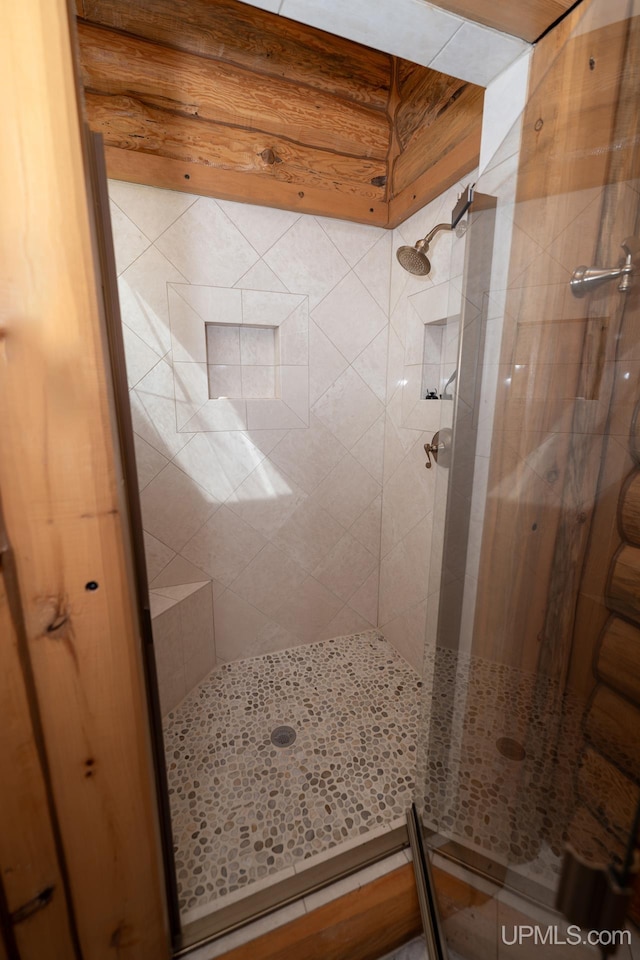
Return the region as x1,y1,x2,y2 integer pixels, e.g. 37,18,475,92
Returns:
109,179,458,707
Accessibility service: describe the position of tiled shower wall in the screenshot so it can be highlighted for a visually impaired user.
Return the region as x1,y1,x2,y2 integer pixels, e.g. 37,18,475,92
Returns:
377,181,470,673
109,52,529,707
110,184,391,710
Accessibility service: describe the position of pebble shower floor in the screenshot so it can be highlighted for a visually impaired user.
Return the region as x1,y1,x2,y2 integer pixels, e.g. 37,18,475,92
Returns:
163,631,422,920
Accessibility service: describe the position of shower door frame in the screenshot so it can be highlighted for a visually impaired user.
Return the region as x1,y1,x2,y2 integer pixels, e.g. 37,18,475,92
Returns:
413,1,640,954
90,131,415,954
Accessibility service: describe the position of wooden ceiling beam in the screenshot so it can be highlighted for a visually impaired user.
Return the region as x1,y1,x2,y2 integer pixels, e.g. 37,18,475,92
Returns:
78,22,389,160
82,0,392,108
77,0,484,228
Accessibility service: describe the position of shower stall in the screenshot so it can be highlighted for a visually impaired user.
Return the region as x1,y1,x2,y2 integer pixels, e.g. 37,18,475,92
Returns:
98,0,640,954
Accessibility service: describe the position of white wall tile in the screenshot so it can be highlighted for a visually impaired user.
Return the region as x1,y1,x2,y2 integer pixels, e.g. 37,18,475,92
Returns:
151,555,212,589
205,323,240,365
109,180,197,242
324,605,373,637
113,189,388,667
156,198,259,286
313,453,381,529
149,592,178,618
241,365,276,398
141,462,219,552
216,198,300,255
274,499,345,573
226,457,307,538
308,321,349,405
268,415,347,494
273,575,343,644
208,364,243,398
173,361,209,429
242,289,304,327
122,323,163,388
349,568,379,624
479,50,531,175
316,216,383,268
352,326,389,402
278,302,309,366
263,217,350,309
213,589,271,663
245,397,305,430
182,505,267,585
131,359,191,459
109,199,151,275
171,283,242,326
133,432,169,491
233,260,288,293
313,366,384,450
231,543,307,620
169,288,208,363
144,531,176,582
240,326,276,364
350,495,382,558
351,415,385,485
173,430,266,501
311,272,387,364
118,246,186,357
313,532,377,604
279,366,309,422
379,516,431,626
353,231,393,315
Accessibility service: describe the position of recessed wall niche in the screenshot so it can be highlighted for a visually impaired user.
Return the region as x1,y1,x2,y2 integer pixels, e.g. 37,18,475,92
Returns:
167,283,310,432
206,323,277,400
421,316,460,401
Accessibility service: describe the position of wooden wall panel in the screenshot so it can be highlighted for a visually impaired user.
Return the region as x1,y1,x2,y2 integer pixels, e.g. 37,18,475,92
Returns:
620,471,640,545
387,65,483,226
0,533,78,958
585,686,640,783
83,0,392,108
392,84,483,195
85,94,387,198
428,0,574,42
78,23,389,159
0,1,168,956
76,0,482,227
596,617,640,704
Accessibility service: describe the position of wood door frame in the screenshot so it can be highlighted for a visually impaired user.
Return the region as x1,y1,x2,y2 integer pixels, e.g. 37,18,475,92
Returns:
0,1,169,956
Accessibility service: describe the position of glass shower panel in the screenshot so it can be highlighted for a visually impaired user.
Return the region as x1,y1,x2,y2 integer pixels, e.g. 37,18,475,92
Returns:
415,0,640,956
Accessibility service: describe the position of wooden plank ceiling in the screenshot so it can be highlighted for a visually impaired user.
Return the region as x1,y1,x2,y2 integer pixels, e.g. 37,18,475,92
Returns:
75,0,484,227
429,0,575,42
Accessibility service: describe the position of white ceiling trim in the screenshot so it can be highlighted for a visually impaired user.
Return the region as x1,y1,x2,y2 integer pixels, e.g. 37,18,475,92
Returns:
239,0,530,87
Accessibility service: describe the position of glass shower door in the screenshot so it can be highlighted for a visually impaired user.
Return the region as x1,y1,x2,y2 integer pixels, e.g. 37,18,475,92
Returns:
413,0,640,955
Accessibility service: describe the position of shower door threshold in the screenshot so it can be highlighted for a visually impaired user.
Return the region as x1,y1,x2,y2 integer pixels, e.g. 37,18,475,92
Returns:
407,804,449,960
175,824,408,955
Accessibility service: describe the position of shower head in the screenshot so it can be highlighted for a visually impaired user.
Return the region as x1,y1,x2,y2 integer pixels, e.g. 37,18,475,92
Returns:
396,184,475,276
396,239,431,276
395,222,450,276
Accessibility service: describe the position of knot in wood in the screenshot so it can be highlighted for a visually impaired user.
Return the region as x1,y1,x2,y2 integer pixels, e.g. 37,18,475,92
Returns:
260,148,281,165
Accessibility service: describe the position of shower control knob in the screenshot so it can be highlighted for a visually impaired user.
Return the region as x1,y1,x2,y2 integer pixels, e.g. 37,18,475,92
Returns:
424,429,452,469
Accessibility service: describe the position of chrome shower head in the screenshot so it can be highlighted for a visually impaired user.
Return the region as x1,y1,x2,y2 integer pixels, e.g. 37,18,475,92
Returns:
396,238,431,276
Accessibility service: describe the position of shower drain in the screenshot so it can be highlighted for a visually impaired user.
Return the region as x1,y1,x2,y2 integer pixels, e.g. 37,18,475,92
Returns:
271,725,296,748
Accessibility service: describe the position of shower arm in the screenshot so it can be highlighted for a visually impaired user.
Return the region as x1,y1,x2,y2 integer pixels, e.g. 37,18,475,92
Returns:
415,223,452,250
